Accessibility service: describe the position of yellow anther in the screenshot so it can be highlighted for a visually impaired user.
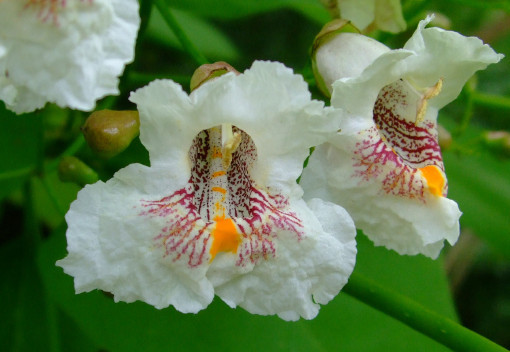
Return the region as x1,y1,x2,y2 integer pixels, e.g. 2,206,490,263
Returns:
415,78,443,125
221,124,242,170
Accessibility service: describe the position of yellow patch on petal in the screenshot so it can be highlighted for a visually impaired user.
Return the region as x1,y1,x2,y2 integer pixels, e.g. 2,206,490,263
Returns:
419,165,445,197
210,216,241,261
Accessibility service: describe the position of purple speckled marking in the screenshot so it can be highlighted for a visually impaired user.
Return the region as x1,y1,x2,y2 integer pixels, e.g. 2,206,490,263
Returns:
141,127,303,267
353,80,447,199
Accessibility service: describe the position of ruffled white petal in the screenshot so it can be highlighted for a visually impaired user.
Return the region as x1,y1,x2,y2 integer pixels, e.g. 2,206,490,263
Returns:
302,18,501,258
303,143,460,258
0,0,140,114
129,61,340,196
211,198,356,320
57,164,214,313
59,61,356,320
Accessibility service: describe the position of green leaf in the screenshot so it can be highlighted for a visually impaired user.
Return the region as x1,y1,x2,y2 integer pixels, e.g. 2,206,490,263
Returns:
145,8,240,62
38,227,456,351
0,238,53,352
0,108,39,200
165,0,330,24
443,150,510,259
31,173,81,230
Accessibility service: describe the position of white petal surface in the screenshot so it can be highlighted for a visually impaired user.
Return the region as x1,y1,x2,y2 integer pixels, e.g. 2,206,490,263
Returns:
211,198,356,320
57,164,214,313
0,0,140,113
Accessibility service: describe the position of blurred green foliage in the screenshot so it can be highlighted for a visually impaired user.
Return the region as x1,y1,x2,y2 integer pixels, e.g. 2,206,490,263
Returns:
1,0,510,351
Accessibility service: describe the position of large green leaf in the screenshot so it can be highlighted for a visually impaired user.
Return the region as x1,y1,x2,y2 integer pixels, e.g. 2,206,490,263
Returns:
443,150,510,259
165,0,330,24
145,8,240,61
38,227,456,351
0,238,52,352
0,108,39,200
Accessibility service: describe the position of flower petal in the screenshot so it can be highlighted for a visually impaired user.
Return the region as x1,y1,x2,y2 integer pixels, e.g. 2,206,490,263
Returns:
211,198,356,321
57,164,215,313
0,0,140,113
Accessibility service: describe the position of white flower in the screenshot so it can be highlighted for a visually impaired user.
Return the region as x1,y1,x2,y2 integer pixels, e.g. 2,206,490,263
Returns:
0,0,140,114
320,0,406,33
57,61,357,321
302,17,503,258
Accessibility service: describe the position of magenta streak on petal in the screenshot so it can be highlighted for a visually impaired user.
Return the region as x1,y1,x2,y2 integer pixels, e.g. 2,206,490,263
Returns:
353,80,447,199
24,0,93,25
140,126,303,268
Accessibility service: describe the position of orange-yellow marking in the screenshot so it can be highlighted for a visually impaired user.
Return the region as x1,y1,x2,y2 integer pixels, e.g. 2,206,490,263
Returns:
419,165,445,197
211,147,223,158
211,186,227,194
212,171,226,178
210,216,241,261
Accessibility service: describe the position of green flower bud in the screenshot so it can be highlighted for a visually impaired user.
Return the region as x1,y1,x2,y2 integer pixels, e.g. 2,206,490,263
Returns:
82,110,140,158
58,156,99,186
190,62,240,92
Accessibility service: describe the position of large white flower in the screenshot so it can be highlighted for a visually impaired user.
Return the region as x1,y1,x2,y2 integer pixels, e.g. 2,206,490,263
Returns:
302,17,503,258
0,0,139,114
57,61,357,321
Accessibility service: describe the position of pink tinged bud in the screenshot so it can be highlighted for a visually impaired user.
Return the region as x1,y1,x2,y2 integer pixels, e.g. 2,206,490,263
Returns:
190,62,240,92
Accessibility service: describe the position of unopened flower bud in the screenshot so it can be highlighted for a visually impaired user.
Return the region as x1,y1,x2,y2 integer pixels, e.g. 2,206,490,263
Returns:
190,62,240,92
437,124,452,150
311,19,389,97
58,156,99,186
82,110,140,158
483,131,510,157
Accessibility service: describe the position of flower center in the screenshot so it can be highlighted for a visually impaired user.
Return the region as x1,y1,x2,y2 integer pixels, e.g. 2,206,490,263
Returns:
353,78,447,198
141,124,303,267
188,125,255,260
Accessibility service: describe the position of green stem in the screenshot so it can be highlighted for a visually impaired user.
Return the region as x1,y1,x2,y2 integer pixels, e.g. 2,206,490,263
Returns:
45,134,85,173
152,0,209,65
343,272,509,352
0,166,34,181
40,177,66,216
471,91,510,110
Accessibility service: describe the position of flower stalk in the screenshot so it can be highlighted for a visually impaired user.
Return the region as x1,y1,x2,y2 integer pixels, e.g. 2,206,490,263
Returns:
344,272,510,352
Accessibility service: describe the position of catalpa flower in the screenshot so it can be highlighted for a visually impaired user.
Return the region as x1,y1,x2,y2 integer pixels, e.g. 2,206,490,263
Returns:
0,0,139,114
302,17,503,258
57,61,357,321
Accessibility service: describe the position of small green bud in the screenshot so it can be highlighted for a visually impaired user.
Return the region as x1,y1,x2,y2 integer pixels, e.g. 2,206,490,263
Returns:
483,131,510,157
82,110,140,158
58,156,99,186
190,62,240,92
